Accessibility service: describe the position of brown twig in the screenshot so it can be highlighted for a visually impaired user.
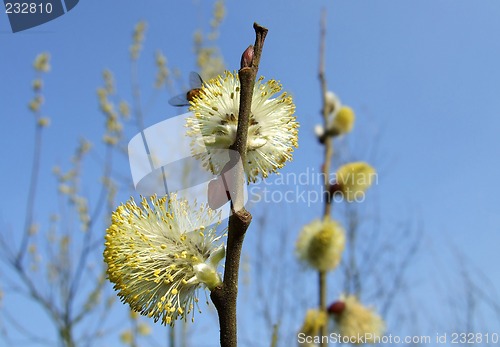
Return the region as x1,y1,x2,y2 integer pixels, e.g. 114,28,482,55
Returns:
16,71,44,266
319,11,333,210
318,9,333,346
210,23,268,347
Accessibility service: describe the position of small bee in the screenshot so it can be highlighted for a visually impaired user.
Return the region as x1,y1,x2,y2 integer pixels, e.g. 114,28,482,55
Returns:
168,72,204,107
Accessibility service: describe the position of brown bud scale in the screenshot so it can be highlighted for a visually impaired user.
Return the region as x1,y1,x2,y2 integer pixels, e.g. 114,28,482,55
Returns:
240,45,254,69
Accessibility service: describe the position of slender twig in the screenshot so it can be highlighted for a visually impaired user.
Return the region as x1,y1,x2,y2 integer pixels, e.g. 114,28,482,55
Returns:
70,144,113,315
347,208,361,296
131,51,170,195
210,23,268,347
0,308,54,345
318,10,333,346
16,72,44,265
318,270,327,343
319,11,333,209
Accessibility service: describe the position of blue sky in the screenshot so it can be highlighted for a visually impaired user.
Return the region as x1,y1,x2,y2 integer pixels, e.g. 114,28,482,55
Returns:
1,0,500,346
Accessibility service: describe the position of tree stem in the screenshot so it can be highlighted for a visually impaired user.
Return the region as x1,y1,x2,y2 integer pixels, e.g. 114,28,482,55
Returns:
318,10,333,346
210,23,268,347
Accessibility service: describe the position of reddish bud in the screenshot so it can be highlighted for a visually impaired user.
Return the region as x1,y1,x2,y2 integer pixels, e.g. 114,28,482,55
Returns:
325,182,342,203
327,301,346,315
329,182,342,196
240,45,254,68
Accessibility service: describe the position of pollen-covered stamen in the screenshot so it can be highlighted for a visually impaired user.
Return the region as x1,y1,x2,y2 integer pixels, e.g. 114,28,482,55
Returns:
187,70,299,183
103,194,225,326
331,295,386,344
295,217,346,272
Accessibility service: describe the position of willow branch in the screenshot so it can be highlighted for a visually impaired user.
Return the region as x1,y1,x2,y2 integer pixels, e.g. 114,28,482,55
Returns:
210,22,268,347
318,10,333,346
16,72,44,265
319,10,333,214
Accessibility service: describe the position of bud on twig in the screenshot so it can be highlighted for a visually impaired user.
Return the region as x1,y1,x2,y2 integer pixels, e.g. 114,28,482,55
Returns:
240,45,254,68
325,181,342,203
327,301,346,315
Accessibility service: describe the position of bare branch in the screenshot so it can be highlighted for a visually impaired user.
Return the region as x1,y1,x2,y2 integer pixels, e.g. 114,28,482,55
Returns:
210,22,268,347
